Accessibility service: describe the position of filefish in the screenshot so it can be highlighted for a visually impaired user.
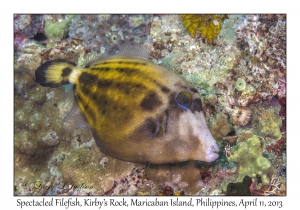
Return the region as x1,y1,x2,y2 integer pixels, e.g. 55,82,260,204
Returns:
35,44,219,164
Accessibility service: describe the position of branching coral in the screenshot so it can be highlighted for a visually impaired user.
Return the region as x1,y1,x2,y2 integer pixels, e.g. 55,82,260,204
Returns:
227,135,274,185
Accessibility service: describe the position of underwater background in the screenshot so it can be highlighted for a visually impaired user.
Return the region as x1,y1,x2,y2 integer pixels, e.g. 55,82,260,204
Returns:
14,14,286,196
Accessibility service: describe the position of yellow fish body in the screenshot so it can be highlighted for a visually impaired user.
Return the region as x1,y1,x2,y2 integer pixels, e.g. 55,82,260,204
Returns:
35,45,219,164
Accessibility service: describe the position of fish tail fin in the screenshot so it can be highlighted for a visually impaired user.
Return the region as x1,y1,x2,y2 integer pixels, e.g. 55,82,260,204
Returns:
35,59,77,88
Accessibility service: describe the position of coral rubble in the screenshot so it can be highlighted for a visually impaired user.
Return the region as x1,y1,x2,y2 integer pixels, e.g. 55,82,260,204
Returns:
69,15,153,54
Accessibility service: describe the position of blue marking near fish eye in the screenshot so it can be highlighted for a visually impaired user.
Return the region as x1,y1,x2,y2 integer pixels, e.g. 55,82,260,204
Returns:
175,90,194,110
176,102,191,110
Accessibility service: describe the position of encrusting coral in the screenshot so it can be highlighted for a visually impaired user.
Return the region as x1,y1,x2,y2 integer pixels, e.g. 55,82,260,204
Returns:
252,99,282,141
227,135,274,185
235,78,246,91
209,113,232,140
181,14,228,44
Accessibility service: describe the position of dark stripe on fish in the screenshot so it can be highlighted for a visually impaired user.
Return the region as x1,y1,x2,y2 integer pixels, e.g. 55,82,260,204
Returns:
140,91,162,111
79,72,98,84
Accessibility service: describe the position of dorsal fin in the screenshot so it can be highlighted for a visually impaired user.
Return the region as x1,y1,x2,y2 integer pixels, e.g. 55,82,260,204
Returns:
115,42,151,59
85,42,152,67
82,53,100,68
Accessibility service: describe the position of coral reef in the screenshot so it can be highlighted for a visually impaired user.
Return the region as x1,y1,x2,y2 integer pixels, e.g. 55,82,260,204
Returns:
145,161,204,195
14,14,44,38
227,135,274,185
181,15,228,44
106,167,157,195
69,15,153,54
250,174,285,196
60,141,137,195
235,15,286,100
252,98,282,141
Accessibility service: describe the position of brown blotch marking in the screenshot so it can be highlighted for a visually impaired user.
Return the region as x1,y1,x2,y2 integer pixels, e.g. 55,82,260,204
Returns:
62,67,72,77
80,83,92,97
139,118,157,138
140,91,162,111
97,80,112,88
79,72,98,84
192,98,203,112
94,94,108,107
190,88,198,93
161,86,170,93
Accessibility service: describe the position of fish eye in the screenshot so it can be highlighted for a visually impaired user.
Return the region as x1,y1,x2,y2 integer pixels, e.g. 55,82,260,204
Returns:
175,91,193,110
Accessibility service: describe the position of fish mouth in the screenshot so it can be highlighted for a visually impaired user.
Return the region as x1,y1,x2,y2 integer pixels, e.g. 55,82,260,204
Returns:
205,152,219,162
205,144,220,162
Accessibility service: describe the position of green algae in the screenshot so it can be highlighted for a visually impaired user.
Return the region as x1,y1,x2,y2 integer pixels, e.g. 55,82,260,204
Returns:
44,15,76,41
